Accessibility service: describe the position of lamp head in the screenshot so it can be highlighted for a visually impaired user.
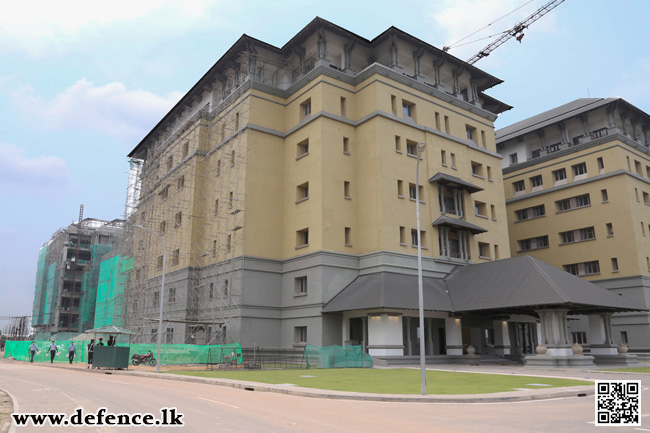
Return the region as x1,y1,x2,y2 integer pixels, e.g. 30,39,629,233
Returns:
417,142,426,153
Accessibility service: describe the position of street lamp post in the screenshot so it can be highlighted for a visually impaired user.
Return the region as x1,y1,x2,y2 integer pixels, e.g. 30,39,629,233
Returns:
134,224,165,374
415,141,427,395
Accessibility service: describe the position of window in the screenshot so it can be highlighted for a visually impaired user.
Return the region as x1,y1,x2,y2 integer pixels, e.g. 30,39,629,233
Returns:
514,205,545,222
344,181,351,199
212,240,217,257
553,168,567,183
435,112,441,130
601,189,609,202
572,332,587,345
174,211,182,228
564,261,600,276
406,140,418,156
391,95,397,114
296,228,309,248
475,200,487,217
153,291,160,306
481,130,486,148
621,331,628,344
441,150,447,166
450,153,456,168
636,188,640,201
177,175,185,190
397,180,404,198
549,143,561,153
564,264,579,275
182,141,189,158
296,182,309,202
340,97,346,117
556,194,590,212
559,226,595,244
530,175,543,188
509,153,518,164
532,149,541,159
172,249,180,265
166,155,173,171
572,162,587,177
230,150,235,167
223,279,229,297
214,199,219,215
138,240,144,251
478,242,490,258
297,139,309,158
226,234,232,252
518,235,549,251
343,137,350,154
168,287,176,303
644,192,650,205
159,221,166,235
216,159,221,176
494,245,499,259
580,227,595,240
611,258,619,272
597,157,604,172
471,161,483,178
295,326,307,345
408,183,423,201
466,125,476,142
395,136,402,153
606,223,614,236
513,180,525,193
487,166,492,181
140,211,146,224
295,277,307,295
165,328,174,344
156,256,163,270
490,204,496,220
345,227,352,247
410,229,426,247
399,226,406,245
575,194,590,207
402,100,415,118
444,116,450,134
585,261,600,275
160,185,170,201
301,99,311,119
209,283,214,300
151,328,157,343
229,191,234,209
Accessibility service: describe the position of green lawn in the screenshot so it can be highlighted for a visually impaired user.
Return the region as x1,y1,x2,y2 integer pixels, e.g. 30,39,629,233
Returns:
165,368,590,395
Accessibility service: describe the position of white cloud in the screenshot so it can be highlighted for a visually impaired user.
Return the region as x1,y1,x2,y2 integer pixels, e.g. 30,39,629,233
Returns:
14,79,183,142
428,0,558,63
0,142,71,193
0,0,227,56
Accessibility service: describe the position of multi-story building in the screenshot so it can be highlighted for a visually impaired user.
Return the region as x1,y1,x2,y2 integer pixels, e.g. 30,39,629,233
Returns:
126,20,641,364
497,97,650,351
32,217,124,338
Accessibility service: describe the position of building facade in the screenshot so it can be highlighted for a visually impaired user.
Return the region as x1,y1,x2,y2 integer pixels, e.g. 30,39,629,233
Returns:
127,18,514,349
497,98,650,351
32,218,124,338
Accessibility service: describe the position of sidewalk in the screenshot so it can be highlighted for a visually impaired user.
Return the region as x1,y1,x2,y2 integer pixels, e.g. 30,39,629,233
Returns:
1,357,617,403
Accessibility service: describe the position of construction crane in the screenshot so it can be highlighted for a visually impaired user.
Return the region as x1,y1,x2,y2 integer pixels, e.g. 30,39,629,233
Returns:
464,0,567,65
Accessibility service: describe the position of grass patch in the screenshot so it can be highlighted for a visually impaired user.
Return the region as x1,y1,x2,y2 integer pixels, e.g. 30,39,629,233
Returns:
164,368,589,395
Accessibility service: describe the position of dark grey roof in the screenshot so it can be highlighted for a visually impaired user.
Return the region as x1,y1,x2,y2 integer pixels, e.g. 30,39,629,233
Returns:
322,256,647,315
432,216,487,234
321,272,453,313
428,172,483,193
496,98,619,143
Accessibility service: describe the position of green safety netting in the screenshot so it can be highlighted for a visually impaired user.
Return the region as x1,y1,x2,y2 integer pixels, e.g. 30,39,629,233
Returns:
304,344,373,368
43,262,57,325
81,244,114,330
94,255,133,328
32,246,49,326
4,340,242,366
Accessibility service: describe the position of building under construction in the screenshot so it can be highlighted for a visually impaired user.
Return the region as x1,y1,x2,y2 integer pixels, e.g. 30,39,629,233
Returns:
32,215,124,339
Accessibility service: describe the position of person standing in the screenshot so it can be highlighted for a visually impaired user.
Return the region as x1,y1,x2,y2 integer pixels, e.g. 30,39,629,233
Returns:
49,341,57,364
87,339,95,369
28,341,37,363
68,342,76,364
107,336,115,346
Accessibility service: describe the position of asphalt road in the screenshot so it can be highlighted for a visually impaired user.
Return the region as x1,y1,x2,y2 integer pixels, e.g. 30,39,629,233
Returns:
0,359,648,432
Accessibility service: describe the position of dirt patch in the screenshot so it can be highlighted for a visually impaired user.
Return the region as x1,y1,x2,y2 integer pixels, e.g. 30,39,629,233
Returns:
0,389,13,433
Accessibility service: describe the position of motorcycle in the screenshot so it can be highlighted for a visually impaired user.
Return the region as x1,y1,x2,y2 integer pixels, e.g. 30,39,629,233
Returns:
131,350,157,366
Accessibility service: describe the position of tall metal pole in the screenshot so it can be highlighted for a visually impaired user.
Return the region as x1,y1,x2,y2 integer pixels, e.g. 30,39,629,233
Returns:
415,142,427,395
134,225,166,374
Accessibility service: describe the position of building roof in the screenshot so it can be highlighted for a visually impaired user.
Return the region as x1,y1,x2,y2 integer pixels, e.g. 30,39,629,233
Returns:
428,172,484,193
496,98,619,142
322,256,646,315
431,215,487,234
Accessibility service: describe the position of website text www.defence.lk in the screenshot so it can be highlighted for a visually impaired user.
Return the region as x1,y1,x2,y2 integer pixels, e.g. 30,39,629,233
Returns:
12,407,184,427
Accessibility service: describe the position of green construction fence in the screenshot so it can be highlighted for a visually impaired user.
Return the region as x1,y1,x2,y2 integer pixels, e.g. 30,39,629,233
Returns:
304,344,373,368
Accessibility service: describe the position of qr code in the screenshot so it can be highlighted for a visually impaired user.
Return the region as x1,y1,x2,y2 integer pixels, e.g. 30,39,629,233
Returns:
596,380,641,426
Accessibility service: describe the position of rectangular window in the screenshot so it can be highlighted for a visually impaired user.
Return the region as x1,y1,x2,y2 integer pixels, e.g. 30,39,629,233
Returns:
160,185,170,201
444,116,450,134
532,149,541,159
230,150,235,167
395,135,401,153
585,261,600,275
490,204,496,220
466,125,476,142
301,99,311,118
397,180,404,198
509,153,518,164
435,112,441,130
295,326,307,345
182,141,189,158
408,183,423,201
172,249,180,265
572,162,587,177
168,287,176,304
621,331,628,344
601,189,609,202
575,194,590,207
478,242,490,258
572,332,587,345
165,328,174,344
150,329,158,344
153,291,159,306
481,130,486,148
399,226,406,245
296,228,309,248
177,175,185,190
564,264,579,275
159,221,166,235
216,159,221,176
530,175,543,188
597,157,604,172
391,95,397,114
166,155,173,171
234,112,239,130
450,153,456,168
611,258,619,272
441,150,447,166
156,256,163,270
223,279,229,297
296,182,309,202
343,137,350,154
340,97,346,117
475,200,487,217
297,139,309,158
560,231,575,244
487,166,492,181
644,192,650,204
406,140,417,156
471,161,483,178
344,181,351,199
553,168,567,182
345,227,352,247
226,234,232,252
411,229,426,247
606,223,614,236
212,240,217,257
209,283,214,300
229,191,234,209
513,180,525,193
140,211,145,224
295,276,308,295
214,199,219,215
549,143,561,153
518,235,549,251
174,211,182,228
402,100,415,118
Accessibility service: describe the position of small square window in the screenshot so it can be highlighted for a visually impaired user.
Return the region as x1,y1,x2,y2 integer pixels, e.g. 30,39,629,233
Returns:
509,153,518,164
513,180,525,193
530,175,543,188
402,100,415,118
296,228,309,248
297,139,309,159
296,182,309,202
406,141,417,156
553,168,567,182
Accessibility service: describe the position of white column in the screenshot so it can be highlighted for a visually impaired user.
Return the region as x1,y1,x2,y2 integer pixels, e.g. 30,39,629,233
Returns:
493,320,511,355
445,317,463,355
367,314,404,356
536,309,571,356
341,313,350,344
427,318,434,356
588,314,618,355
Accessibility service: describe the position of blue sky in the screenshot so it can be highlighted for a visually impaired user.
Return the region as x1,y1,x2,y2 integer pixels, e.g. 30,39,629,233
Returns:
1,0,649,329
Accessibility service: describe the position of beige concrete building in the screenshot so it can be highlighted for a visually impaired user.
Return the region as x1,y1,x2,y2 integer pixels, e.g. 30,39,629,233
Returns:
125,20,643,365
497,98,650,351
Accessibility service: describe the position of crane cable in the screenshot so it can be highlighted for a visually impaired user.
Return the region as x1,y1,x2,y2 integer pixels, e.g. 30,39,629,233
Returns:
443,0,534,51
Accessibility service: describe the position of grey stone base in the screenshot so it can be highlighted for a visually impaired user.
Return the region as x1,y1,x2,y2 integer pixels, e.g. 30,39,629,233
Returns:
372,355,481,367
593,354,640,367
524,354,595,368
633,353,650,362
